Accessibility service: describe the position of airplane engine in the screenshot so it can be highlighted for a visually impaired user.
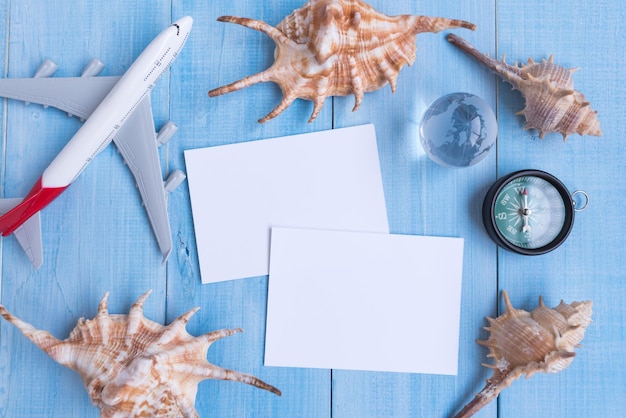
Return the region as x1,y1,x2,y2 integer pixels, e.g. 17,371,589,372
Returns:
81,58,105,77
33,59,58,78
156,121,178,146
164,169,186,194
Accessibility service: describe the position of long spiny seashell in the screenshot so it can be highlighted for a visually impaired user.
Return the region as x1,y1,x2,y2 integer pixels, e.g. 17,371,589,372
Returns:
209,0,476,123
447,34,601,141
0,290,281,418
453,290,592,418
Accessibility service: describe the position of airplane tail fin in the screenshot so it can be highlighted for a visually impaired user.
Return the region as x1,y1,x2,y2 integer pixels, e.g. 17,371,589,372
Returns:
0,177,66,237
0,198,43,268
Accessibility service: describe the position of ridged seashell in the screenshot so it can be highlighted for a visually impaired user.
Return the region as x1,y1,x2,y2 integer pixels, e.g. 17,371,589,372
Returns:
209,0,476,123
447,34,601,141
0,290,280,418
454,290,592,418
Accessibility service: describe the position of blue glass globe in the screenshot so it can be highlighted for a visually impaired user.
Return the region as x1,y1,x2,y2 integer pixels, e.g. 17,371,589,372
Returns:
419,93,497,168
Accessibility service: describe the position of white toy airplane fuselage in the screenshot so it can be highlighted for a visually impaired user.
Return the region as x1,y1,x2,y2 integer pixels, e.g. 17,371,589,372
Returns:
0,16,193,267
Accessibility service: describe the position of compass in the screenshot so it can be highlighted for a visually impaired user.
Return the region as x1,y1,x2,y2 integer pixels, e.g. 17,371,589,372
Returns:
482,170,588,255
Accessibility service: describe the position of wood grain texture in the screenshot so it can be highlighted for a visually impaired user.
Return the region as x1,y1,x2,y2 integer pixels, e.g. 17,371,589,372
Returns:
0,0,624,417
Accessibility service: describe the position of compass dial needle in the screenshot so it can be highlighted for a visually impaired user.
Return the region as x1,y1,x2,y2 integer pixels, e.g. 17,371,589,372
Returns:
521,188,531,234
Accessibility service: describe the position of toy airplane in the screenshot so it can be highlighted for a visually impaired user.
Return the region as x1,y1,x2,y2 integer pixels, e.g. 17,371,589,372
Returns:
0,16,193,268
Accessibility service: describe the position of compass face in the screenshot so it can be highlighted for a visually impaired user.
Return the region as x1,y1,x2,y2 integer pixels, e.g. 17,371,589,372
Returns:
482,170,575,255
493,176,566,249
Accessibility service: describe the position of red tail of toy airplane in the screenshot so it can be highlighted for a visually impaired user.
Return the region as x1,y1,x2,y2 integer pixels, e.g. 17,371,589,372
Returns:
0,178,67,236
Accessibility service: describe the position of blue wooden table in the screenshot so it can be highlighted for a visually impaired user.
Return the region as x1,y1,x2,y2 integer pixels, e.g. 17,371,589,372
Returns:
1,1,624,417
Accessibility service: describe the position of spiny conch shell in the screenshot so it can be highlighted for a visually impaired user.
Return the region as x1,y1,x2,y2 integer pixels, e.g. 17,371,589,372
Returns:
0,290,281,418
453,290,592,418
447,34,601,141
208,0,476,123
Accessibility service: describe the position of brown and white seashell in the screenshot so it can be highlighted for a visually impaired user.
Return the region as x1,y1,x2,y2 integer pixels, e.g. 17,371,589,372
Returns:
447,34,601,141
0,290,280,418
209,0,476,123
454,290,592,418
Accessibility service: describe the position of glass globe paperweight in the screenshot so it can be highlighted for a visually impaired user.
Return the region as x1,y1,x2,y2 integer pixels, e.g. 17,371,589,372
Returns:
419,92,497,168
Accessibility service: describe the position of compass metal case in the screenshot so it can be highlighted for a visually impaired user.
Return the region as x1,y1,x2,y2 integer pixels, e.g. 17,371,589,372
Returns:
482,169,580,255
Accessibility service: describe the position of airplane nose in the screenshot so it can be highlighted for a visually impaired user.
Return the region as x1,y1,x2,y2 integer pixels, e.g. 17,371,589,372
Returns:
172,16,193,34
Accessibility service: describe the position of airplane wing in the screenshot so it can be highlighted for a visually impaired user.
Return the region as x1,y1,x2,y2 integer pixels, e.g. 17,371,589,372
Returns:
112,96,173,262
0,199,43,268
0,76,119,120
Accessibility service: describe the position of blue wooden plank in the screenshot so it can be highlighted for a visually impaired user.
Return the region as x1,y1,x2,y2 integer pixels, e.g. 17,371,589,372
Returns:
0,0,6,207
166,1,331,417
330,1,498,417
494,0,626,417
0,2,172,416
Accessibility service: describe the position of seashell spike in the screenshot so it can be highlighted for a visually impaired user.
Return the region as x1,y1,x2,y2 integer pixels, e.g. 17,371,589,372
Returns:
0,291,281,417
209,0,476,123
447,34,601,141
453,290,592,418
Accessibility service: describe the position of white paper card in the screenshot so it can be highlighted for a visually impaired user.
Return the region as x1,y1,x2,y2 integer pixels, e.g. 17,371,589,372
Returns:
184,125,389,283
265,227,464,375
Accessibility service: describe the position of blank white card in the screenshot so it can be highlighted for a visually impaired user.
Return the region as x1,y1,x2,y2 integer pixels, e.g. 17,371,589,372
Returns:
265,227,464,375
184,124,389,283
